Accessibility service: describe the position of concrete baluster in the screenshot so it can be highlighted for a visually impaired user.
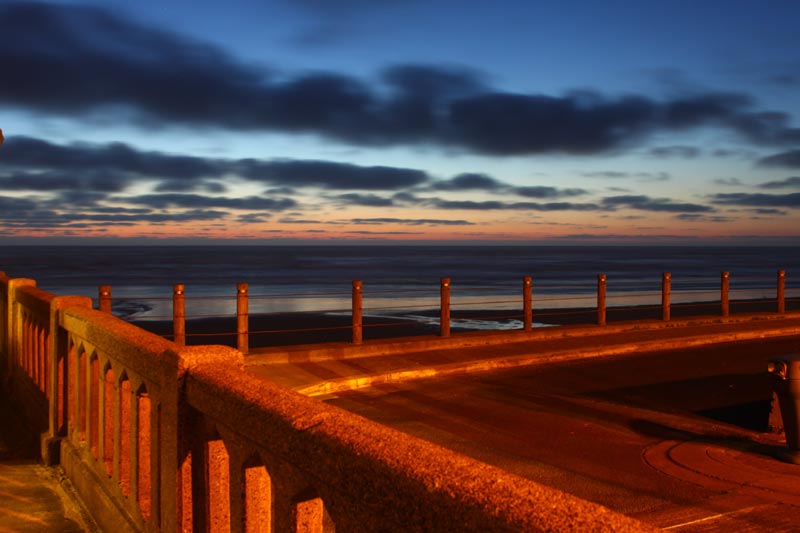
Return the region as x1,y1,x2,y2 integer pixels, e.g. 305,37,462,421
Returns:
440,278,451,337
721,271,730,317
237,283,249,355
173,284,186,347
597,274,607,326
778,269,786,314
99,285,112,313
352,280,363,345
662,272,671,321
523,276,533,331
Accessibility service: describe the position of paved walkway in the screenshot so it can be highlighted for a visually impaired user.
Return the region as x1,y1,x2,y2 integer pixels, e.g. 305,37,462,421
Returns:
0,397,96,532
246,313,800,531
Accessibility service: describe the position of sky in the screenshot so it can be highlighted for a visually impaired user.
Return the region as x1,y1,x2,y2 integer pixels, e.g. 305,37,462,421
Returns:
1,0,799,245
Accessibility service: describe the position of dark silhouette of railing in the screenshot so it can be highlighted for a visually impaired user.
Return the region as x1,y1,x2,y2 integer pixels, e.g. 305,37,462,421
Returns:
95,270,797,353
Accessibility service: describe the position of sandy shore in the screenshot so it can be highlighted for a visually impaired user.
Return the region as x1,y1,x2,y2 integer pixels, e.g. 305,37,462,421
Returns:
128,297,798,348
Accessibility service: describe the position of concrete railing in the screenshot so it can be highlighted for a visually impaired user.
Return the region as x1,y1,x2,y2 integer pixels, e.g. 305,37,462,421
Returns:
0,271,654,532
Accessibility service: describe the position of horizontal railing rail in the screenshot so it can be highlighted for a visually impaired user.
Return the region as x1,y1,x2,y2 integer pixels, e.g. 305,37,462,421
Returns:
88,270,797,352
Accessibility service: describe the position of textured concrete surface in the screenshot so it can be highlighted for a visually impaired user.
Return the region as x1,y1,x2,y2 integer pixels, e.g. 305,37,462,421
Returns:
319,337,800,531
246,315,800,531
0,393,97,532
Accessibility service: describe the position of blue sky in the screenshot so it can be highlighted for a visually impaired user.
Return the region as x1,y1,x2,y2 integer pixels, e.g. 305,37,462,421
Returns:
1,0,799,244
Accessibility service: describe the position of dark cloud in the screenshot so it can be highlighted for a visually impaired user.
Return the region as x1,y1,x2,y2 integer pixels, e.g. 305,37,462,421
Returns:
758,177,800,189
758,150,800,168
582,170,670,181
3,3,799,156
446,93,657,154
583,171,630,179
118,193,296,211
1,136,221,179
602,195,714,213
648,145,700,158
0,196,39,213
769,73,800,86
0,170,128,192
277,218,322,224
749,208,787,215
154,180,227,193
430,174,586,198
713,177,743,186
710,192,800,208
513,186,586,198
1,136,430,191
345,230,422,235
237,159,429,189
432,173,505,191
349,217,474,225
326,193,394,207
673,214,730,223
237,214,271,224
428,199,602,211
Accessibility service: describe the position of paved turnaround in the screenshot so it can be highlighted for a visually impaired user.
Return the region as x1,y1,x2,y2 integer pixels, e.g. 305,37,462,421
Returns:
248,313,800,532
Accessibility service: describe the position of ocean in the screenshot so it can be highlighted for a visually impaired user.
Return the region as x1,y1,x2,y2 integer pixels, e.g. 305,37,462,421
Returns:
1,245,798,329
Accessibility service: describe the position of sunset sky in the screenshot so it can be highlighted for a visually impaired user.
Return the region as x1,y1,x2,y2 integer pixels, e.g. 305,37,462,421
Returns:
1,0,799,244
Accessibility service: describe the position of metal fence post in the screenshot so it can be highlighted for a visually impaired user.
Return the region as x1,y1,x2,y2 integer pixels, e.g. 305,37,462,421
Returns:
173,284,185,347
662,272,671,321
237,282,249,355
440,278,451,337
721,271,730,317
597,274,607,326
778,269,786,314
99,285,112,313
352,280,363,345
523,276,532,331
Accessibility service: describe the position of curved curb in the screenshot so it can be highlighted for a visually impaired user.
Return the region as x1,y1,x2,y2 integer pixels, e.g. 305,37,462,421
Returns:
298,326,800,397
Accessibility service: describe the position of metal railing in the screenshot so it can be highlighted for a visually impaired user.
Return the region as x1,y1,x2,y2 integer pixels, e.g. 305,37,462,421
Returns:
94,270,798,353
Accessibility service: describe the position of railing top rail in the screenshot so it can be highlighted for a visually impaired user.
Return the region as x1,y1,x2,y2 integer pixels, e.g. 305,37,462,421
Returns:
14,284,56,319
60,305,179,384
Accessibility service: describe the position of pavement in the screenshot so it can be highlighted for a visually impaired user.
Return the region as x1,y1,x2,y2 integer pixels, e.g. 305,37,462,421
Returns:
0,393,97,532
246,312,800,531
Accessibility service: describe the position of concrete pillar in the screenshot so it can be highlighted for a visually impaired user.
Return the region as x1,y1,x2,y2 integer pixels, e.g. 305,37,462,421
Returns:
523,276,532,331
721,271,730,317
662,272,671,321
440,278,451,337
597,274,607,326
173,284,185,347
98,285,112,313
778,269,786,314
45,295,92,465
237,283,249,355
7,278,36,378
352,280,363,345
